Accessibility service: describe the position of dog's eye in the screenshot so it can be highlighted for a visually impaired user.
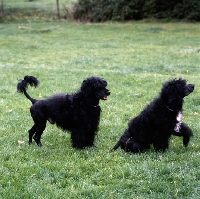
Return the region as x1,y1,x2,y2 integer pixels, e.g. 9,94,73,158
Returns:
96,87,103,91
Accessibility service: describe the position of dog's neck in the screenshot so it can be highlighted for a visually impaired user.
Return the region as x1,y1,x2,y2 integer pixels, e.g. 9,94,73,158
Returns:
76,92,100,108
85,98,100,108
162,100,178,112
163,101,183,132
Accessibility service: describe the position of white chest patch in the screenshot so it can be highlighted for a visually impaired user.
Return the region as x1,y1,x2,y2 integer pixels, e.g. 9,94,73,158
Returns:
174,111,182,132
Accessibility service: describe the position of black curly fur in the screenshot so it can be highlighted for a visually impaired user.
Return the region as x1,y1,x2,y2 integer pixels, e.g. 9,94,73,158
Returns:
112,78,194,153
17,75,110,149
17,76,39,92
17,76,39,104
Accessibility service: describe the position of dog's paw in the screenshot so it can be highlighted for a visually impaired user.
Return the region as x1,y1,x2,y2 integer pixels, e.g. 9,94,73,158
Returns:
33,136,43,147
37,142,43,147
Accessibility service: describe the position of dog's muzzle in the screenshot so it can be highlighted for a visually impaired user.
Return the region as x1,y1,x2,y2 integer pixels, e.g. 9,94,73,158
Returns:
104,90,111,100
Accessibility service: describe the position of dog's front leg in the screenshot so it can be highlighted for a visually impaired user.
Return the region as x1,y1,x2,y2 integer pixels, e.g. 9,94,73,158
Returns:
71,129,87,149
85,130,96,147
173,122,193,147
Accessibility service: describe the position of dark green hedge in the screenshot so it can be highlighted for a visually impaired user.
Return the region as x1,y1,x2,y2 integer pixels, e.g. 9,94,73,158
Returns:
73,0,200,22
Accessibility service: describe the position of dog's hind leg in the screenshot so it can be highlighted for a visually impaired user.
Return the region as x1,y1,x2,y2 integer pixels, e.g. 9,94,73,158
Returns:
33,122,46,147
28,124,36,144
30,106,47,147
153,136,169,152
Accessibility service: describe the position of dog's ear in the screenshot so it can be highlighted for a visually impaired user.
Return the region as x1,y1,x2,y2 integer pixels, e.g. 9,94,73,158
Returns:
81,78,93,94
81,77,98,90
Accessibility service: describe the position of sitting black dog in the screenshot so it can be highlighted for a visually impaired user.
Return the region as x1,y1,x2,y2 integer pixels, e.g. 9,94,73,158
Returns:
112,78,194,153
17,75,110,149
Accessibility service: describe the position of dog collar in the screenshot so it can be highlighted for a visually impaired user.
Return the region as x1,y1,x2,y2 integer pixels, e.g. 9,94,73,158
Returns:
84,100,100,108
92,105,100,108
164,104,174,111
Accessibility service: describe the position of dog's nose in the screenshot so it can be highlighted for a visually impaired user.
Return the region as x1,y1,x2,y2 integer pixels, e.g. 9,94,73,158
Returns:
107,90,111,96
189,84,195,90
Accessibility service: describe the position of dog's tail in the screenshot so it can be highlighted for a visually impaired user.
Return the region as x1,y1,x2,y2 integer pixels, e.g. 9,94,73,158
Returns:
111,139,121,151
111,130,129,151
17,75,39,104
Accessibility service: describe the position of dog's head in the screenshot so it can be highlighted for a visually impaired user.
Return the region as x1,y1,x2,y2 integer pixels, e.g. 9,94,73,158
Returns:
80,76,110,102
161,78,194,110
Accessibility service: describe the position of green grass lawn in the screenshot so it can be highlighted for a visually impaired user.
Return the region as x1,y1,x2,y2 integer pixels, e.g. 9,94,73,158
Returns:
0,20,200,198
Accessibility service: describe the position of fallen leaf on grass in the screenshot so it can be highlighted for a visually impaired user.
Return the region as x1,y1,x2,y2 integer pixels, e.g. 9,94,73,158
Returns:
18,140,25,145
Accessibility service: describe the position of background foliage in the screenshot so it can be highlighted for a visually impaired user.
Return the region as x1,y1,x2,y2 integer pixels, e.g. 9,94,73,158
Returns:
0,0,76,22
2,0,200,22
73,0,200,22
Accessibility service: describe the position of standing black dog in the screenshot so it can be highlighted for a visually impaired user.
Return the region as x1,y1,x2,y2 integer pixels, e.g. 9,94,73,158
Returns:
112,78,194,153
17,75,110,149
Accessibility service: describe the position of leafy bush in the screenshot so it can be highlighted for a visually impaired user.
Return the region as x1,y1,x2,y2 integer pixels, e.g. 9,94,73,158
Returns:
72,0,200,21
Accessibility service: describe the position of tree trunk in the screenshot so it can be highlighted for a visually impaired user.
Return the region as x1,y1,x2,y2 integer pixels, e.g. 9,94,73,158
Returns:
56,0,60,20
1,0,4,18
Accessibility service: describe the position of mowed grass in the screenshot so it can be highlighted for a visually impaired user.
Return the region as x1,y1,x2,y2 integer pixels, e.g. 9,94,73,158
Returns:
0,21,200,198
